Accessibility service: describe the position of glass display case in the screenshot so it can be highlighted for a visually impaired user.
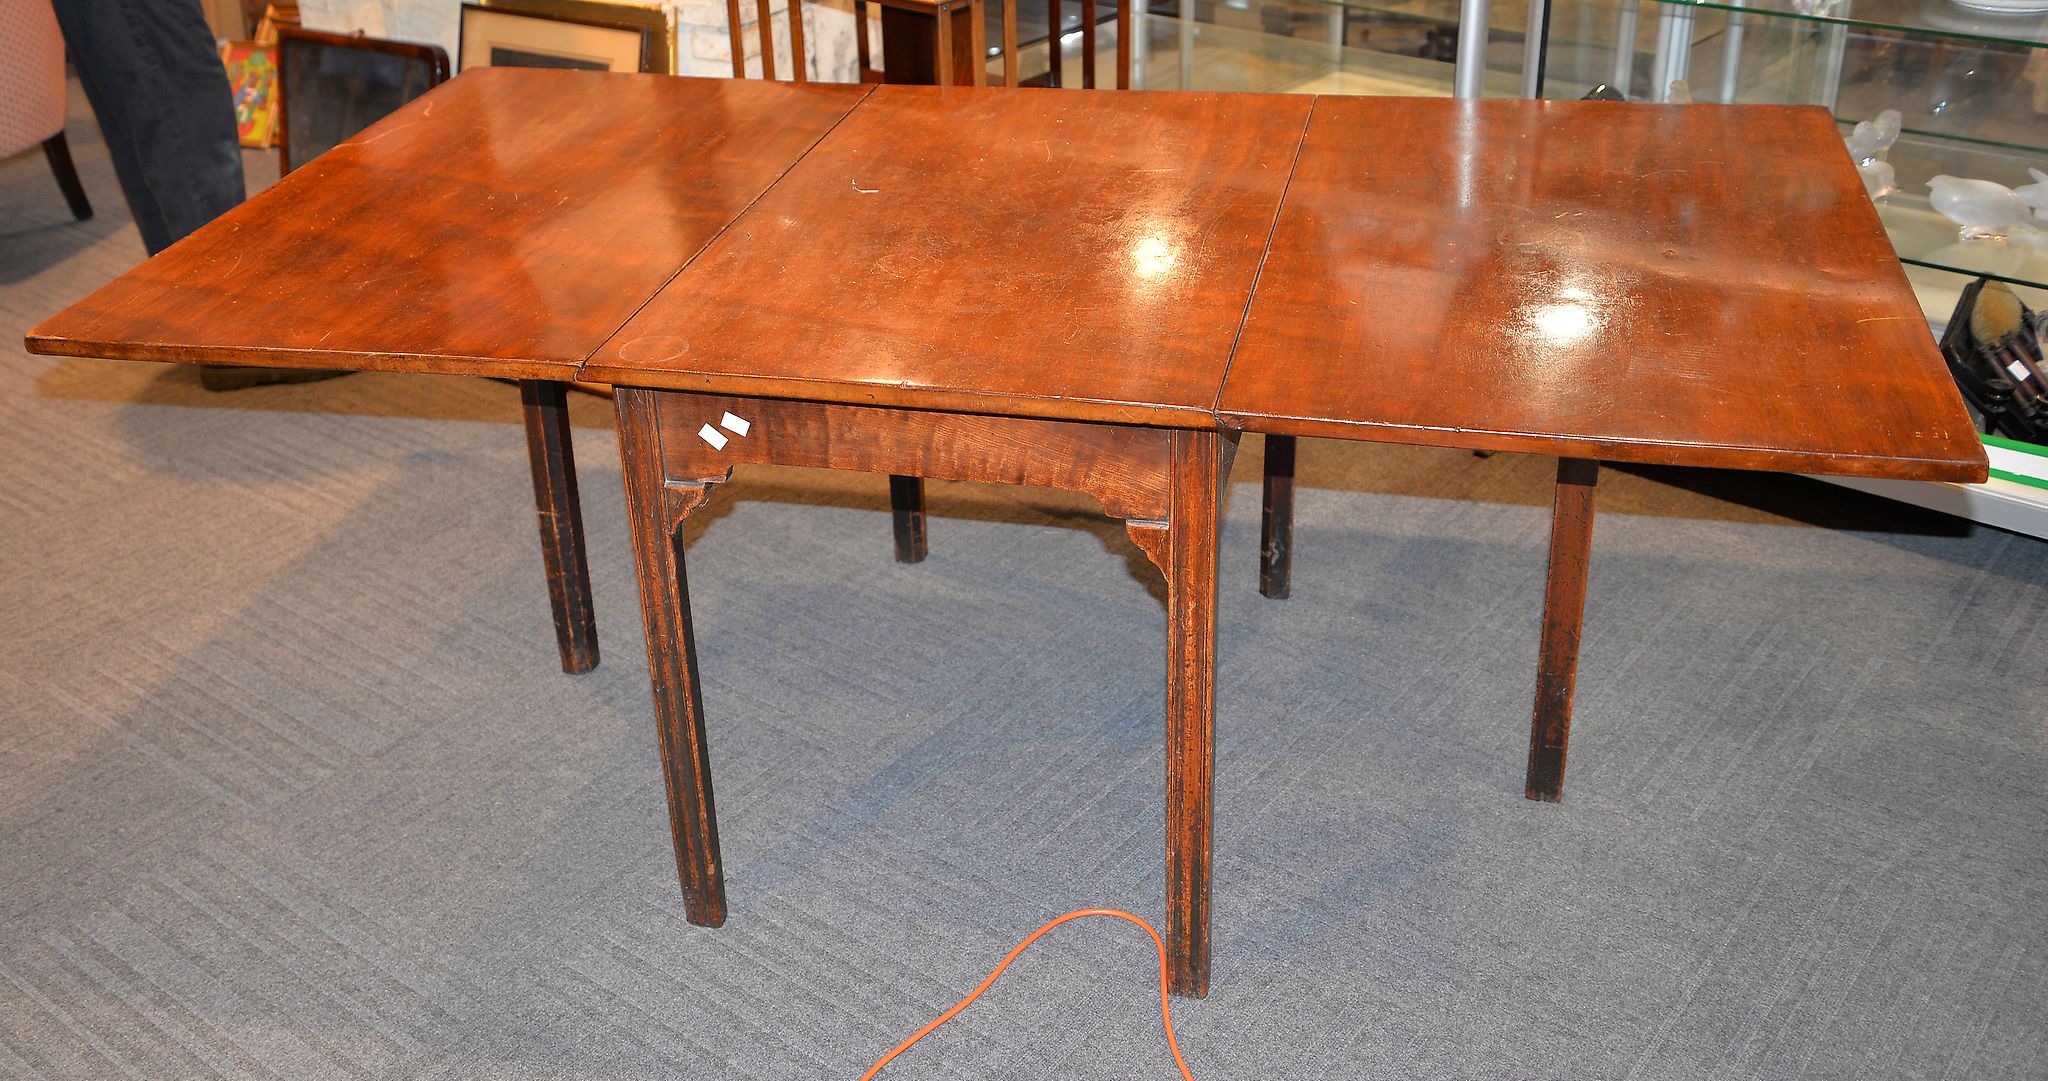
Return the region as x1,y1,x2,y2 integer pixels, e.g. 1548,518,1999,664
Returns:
1642,0,2048,534
1644,0,2048,318
1062,0,1548,95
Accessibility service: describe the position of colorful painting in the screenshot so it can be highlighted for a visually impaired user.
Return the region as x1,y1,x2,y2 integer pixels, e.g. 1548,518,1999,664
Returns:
220,41,281,148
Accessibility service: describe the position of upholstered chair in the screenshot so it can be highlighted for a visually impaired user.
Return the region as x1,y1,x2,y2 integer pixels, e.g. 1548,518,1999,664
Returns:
1,0,92,220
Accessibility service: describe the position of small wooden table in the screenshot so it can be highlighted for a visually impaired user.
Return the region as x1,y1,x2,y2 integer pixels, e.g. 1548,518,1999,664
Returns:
25,72,1985,1002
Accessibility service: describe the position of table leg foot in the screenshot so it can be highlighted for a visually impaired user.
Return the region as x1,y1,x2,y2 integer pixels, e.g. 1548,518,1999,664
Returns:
1525,457,1599,804
1163,428,1220,998
1259,434,1296,600
890,474,927,563
520,379,599,675
617,389,728,926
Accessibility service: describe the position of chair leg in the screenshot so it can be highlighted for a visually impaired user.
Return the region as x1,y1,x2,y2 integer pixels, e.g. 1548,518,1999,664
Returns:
1525,458,1599,803
42,133,92,221
521,380,600,674
1049,0,1065,86
890,475,927,563
1259,434,1295,600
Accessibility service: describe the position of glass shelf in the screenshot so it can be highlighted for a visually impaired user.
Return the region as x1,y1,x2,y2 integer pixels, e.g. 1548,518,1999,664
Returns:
1315,0,1528,31
1107,4,1532,94
1880,198,2048,288
1674,10,2048,150
1657,0,2048,294
1878,125,2045,191
1651,0,2048,52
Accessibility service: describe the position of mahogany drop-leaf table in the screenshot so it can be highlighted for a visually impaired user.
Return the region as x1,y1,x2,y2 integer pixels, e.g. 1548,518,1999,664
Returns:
27,70,1985,1000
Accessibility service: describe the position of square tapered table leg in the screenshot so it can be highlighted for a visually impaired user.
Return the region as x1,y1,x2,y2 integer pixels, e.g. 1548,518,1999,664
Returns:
889,474,927,563
617,388,729,925
1525,457,1599,803
520,380,600,675
1259,433,1296,601
1150,428,1223,997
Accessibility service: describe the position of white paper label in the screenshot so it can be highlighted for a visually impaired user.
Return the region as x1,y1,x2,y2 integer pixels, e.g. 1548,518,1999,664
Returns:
698,424,728,450
720,412,751,436
2007,360,2033,383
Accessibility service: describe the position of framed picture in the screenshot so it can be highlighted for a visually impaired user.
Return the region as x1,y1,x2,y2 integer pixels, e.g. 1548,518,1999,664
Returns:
219,40,282,148
275,27,450,174
457,1,672,75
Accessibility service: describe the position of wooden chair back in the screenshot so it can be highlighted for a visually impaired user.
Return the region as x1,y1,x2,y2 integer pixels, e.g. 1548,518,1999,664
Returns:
728,0,1128,90
725,0,816,81
729,0,991,87
998,0,1131,89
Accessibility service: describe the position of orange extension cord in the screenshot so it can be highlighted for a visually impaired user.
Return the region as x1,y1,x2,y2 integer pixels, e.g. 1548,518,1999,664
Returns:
861,908,1197,1081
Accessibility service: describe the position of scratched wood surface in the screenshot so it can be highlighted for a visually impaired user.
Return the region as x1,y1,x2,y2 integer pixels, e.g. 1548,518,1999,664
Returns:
27,70,871,380
651,390,1176,522
1219,97,1987,482
582,85,1313,426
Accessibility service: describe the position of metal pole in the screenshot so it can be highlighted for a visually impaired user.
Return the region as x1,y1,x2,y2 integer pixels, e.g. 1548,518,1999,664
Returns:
1454,0,1491,99
1612,0,1638,96
1132,0,1148,86
1178,0,1194,90
1519,0,1548,99
1719,0,1748,102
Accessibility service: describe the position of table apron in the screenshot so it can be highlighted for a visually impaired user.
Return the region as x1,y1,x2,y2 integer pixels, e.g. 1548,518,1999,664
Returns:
639,388,1186,526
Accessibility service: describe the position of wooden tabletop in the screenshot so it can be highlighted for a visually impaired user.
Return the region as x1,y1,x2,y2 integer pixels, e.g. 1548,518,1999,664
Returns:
26,79,1986,483
26,69,871,381
1218,96,1987,482
581,85,1314,426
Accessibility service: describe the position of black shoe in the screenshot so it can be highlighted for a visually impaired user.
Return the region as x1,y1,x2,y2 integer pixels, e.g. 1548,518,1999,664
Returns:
199,365,352,391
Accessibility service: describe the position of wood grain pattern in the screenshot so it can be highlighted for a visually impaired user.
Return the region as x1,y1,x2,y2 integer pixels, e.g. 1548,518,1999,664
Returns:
521,380,600,674
27,70,871,379
617,387,728,927
1526,458,1598,803
648,391,1175,523
1162,427,1223,998
584,85,1314,426
1220,97,1987,483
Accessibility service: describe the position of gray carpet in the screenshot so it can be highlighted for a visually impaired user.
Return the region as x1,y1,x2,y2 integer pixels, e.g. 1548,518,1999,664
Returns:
3,85,2045,1081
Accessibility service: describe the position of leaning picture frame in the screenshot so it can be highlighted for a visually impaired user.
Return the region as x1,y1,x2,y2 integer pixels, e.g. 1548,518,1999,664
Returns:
457,0,673,75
